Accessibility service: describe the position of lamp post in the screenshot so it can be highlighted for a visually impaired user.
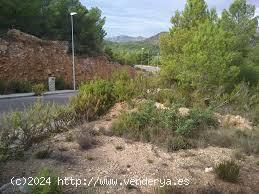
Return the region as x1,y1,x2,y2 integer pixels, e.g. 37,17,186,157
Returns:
148,50,150,66
70,12,77,90
141,48,144,65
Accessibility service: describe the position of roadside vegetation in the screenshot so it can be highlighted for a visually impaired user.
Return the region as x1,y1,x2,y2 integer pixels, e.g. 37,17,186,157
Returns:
104,41,160,66
0,0,258,192
0,77,71,95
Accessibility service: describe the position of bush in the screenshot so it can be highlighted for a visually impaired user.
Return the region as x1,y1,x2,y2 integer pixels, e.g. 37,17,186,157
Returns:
176,108,218,137
215,160,240,182
34,149,52,159
29,168,64,194
112,101,161,142
112,101,218,150
55,77,71,90
8,80,32,93
112,70,136,102
71,79,115,121
76,127,97,150
0,80,32,94
0,101,75,159
0,80,6,94
32,83,45,96
167,136,192,152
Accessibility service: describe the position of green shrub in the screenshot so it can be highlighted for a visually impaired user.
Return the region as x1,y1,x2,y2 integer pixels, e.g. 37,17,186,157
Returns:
55,77,71,90
0,80,32,94
112,101,160,142
34,149,52,159
176,119,196,137
112,101,217,150
71,79,115,121
32,83,45,96
148,88,187,107
9,80,32,93
0,80,6,94
29,168,64,194
154,186,189,194
167,136,192,152
215,160,240,182
176,108,218,137
0,101,75,159
112,70,136,101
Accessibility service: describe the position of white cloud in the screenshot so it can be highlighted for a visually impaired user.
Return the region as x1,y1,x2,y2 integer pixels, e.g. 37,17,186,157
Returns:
81,0,254,37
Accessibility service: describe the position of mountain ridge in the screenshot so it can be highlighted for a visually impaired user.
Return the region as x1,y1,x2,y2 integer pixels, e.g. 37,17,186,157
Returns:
106,35,146,43
106,32,168,45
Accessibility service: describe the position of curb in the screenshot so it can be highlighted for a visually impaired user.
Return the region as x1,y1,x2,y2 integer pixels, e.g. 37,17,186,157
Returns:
0,93,35,99
43,90,77,96
0,90,77,100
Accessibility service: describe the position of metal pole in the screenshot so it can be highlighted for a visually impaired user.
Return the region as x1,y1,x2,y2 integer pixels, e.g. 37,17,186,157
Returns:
141,49,143,65
71,15,76,91
148,50,149,66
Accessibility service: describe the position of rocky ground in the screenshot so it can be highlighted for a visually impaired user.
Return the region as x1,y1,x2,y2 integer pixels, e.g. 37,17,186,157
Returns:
1,103,259,194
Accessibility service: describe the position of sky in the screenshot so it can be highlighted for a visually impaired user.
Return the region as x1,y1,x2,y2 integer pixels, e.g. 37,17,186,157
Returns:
81,0,259,38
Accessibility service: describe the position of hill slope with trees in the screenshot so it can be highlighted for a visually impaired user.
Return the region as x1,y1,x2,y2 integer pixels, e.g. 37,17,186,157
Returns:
0,0,106,55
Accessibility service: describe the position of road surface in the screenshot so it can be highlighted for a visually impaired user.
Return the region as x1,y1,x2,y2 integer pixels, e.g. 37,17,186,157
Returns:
0,92,76,117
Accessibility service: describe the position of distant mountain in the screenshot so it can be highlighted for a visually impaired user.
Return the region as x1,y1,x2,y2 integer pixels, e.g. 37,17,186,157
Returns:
143,32,167,45
106,35,146,43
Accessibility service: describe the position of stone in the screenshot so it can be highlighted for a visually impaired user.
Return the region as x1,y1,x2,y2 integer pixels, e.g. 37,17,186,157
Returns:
205,167,213,173
0,179,28,194
179,107,190,116
155,102,169,110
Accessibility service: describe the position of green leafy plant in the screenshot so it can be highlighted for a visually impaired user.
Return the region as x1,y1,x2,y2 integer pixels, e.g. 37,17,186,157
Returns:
215,160,240,182
0,101,75,159
0,80,32,94
29,168,64,194
71,79,115,121
55,77,71,90
32,83,45,96
167,136,191,152
112,70,136,101
34,149,52,159
176,108,217,137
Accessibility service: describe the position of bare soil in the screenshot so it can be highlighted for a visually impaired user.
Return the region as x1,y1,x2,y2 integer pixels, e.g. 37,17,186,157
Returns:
1,103,259,194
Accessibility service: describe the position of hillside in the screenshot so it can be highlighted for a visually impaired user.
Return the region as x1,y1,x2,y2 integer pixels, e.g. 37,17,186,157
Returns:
143,32,167,45
106,35,146,43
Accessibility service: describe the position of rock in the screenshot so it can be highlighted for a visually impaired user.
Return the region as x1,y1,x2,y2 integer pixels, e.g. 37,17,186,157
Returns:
0,179,28,194
179,107,190,116
215,113,253,130
205,167,213,173
155,102,169,110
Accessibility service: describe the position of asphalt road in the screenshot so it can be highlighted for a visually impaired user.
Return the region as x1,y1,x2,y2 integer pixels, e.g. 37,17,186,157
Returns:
0,93,76,117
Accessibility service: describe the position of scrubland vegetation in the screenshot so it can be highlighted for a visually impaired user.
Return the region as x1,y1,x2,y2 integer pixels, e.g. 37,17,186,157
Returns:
0,0,259,193
0,77,71,95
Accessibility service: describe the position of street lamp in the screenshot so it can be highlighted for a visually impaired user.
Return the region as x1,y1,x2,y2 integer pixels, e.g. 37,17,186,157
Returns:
148,50,150,66
70,12,77,90
141,48,144,65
